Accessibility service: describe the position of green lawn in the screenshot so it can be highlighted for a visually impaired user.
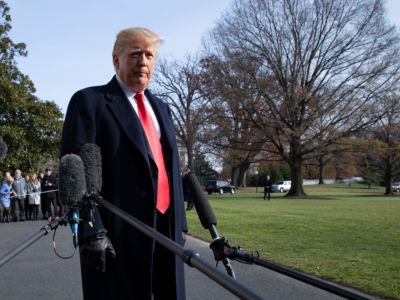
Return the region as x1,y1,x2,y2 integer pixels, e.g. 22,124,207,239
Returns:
185,184,400,299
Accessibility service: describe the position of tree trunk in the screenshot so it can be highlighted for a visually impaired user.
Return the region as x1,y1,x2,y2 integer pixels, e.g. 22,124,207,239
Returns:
231,167,239,187
287,142,306,197
186,141,194,170
237,158,251,187
318,156,324,184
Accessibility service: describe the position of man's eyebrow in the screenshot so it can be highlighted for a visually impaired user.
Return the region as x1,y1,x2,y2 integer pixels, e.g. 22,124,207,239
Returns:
129,49,154,54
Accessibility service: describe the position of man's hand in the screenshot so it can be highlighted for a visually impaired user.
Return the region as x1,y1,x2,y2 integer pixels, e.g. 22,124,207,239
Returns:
79,232,116,272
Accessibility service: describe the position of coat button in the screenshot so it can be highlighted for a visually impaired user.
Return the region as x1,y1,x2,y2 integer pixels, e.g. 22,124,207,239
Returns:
139,191,146,198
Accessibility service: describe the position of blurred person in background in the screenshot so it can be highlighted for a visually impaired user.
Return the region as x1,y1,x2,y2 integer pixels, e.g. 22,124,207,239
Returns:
11,169,26,221
27,173,41,221
1,173,14,223
42,168,57,221
24,174,30,220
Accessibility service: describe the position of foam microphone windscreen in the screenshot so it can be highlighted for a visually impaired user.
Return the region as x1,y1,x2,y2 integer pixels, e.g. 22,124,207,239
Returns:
0,138,8,162
79,143,102,194
58,154,86,208
186,173,217,229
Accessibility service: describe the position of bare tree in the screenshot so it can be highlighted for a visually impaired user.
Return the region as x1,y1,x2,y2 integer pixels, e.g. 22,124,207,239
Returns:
359,92,400,194
152,55,209,170
200,54,267,187
205,0,400,196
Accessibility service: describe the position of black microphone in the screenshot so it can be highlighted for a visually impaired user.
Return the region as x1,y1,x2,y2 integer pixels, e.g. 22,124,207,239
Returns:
79,143,102,194
185,173,217,229
78,143,116,271
0,137,8,162
185,173,236,278
79,143,104,226
58,154,87,248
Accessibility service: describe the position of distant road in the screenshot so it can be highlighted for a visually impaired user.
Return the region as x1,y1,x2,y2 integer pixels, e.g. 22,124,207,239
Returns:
0,220,354,299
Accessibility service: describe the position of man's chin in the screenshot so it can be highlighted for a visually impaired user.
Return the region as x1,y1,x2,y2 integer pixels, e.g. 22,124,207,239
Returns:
128,79,149,92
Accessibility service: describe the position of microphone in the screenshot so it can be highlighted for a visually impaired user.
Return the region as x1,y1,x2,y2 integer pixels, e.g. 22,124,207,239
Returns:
185,173,236,278
185,173,217,229
0,138,8,162
79,143,102,194
58,154,87,248
78,143,105,227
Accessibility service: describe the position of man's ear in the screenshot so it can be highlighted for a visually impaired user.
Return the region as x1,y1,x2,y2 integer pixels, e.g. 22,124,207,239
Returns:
112,55,118,68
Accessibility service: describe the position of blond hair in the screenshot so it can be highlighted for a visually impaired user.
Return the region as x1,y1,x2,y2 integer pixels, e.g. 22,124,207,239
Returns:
30,173,38,183
112,27,163,56
6,173,14,185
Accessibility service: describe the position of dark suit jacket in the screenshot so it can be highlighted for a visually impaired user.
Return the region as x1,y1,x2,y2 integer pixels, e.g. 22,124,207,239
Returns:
60,76,187,300
265,179,272,191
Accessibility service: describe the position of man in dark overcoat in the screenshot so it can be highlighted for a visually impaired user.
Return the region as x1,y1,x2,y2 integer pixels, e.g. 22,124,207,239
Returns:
264,175,273,201
60,27,187,300
42,168,58,219
182,165,194,211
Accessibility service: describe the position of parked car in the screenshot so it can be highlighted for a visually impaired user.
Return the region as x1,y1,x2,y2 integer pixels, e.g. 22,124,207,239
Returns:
271,181,291,193
205,180,236,195
392,182,400,192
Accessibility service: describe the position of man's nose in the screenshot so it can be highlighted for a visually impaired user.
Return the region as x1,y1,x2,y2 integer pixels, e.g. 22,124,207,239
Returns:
137,53,148,65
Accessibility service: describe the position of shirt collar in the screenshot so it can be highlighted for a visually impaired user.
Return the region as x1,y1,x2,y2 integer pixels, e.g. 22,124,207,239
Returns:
115,74,135,100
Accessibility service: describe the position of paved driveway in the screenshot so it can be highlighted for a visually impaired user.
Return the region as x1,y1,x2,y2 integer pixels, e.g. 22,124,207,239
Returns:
0,220,349,299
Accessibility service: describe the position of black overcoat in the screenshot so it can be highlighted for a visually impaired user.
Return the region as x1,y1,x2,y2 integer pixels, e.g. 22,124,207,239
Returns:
60,76,187,299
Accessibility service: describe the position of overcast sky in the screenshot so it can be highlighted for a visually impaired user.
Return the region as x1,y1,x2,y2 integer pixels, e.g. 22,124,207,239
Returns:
7,0,400,115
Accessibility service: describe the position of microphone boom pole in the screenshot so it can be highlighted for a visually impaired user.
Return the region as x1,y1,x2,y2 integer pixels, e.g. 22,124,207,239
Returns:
185,173,375,300
221,243,375,300
94,195,263,300
185,173,236,278
0,217,67,268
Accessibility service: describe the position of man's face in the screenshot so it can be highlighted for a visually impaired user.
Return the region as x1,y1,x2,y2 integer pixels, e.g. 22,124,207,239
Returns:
113,37,157,92
15,170,21,178
46,170,51,176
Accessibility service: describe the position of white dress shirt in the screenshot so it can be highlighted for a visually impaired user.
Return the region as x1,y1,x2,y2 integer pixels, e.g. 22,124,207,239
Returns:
116,75,161,137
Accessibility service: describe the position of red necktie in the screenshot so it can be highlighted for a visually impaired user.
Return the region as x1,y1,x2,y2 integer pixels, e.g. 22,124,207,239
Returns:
134,92,170,214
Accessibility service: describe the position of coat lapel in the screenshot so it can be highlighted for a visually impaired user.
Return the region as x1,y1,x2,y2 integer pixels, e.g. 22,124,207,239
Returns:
104,77,176,170
105,77,151,166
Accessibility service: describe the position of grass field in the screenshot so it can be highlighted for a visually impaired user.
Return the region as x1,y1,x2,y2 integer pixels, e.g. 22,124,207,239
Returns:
185,184,400,299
